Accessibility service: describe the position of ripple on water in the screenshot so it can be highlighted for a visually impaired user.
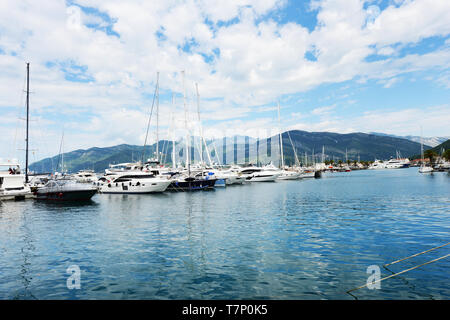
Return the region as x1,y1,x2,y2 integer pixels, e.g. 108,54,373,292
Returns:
0,168,449,299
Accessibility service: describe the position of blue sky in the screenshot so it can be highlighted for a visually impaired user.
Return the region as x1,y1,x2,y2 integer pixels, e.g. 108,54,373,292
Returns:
0,0,449,161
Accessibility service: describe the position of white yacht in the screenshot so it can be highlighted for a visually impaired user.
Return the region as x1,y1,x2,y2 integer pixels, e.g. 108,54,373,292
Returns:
209,169,245,185
418,166,433,173
0,160,32,200
418,129,433,174
105,162,144,175
368,160,386,170
299,169,315,178
277,170,301,180
73,170,98,183
238,164,281,182
385,158,410,169
98,171,171,194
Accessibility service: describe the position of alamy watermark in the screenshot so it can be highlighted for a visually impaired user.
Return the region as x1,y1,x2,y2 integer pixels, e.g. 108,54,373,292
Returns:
66,265,81,290
366,265,381,290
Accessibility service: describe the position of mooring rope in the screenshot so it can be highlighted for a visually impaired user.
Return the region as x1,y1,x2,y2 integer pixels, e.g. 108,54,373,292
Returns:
346,253,450,294
384,242,450,267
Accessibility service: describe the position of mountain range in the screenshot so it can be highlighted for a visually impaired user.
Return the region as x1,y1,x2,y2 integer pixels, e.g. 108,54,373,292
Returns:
369,132,449,147
29,130,431,173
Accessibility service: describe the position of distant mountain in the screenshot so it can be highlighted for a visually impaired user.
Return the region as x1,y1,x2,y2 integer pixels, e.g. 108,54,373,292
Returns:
29,144,154,174
431,139,450,152
277,130,428,164
370,132,449,147
409,139,450,159
29,130,429,173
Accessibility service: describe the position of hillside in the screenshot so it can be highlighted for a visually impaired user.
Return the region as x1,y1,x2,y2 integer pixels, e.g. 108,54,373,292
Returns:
430,139,450,153
370,132,449,147
409,139,450,159
29,130,430,173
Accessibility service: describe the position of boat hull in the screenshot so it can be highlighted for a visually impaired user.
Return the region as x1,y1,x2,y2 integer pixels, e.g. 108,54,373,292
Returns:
166,179,217,191
100,180,171,194
277,172,301,180
419,167,433,173
248,174,279,182
36,189,97,201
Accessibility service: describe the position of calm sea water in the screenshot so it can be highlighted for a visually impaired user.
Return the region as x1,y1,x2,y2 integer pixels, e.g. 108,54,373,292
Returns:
0,168,449,300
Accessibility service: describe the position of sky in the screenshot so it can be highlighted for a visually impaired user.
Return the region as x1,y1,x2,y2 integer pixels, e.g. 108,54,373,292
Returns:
0,0,450,163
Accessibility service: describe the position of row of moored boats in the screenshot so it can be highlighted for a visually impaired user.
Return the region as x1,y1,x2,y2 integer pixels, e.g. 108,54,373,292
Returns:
1,159,320,202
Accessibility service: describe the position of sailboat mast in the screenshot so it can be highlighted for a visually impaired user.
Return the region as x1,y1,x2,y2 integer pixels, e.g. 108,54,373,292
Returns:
277,101,284,168
156,72,160,162
195,83,203,165
321,145,325,163
420,127,424,167
25,62,30,183
287,131,299,166
61,132,64,173
196,83,212,167
171,93,176,169
182,71,190,175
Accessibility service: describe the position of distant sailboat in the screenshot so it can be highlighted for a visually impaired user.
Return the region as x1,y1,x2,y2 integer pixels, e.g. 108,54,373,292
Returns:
276,101,300,180
419,127,433,174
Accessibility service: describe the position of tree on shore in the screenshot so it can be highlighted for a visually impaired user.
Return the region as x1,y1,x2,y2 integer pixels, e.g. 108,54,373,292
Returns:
424,149,438,164
443,149,450,161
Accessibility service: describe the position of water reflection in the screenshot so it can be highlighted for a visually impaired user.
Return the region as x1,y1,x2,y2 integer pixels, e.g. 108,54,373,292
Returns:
16,211,37,299
0,168,449,299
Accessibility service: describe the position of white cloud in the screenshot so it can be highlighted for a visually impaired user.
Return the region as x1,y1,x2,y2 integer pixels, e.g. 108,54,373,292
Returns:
1,0,450,161
311,105,336,116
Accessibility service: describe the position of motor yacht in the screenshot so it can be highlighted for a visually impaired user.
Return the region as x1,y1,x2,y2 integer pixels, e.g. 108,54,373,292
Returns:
277,170,301,180
0,160,32,200
73,170,98,183
238,165,281,182
368,160,386,170
385,158,410,169
98,171,171,194
35,178,97,201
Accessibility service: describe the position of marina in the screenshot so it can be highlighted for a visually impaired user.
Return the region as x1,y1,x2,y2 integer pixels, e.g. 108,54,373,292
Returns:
1,1,450,307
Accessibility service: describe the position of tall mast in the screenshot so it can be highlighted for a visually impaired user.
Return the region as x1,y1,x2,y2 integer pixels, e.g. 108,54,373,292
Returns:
420,127,424,168
182,71,190,175
171,93,176,169
321,145,325,163
277,100,284,168
156,72,160,162
195,83,212,166
195,83,203,165
287,131,299,166
61,131,64,174
25,63,30,183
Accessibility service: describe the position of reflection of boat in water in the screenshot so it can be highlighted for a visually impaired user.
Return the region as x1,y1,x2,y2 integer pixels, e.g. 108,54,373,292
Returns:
35,179,97,201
